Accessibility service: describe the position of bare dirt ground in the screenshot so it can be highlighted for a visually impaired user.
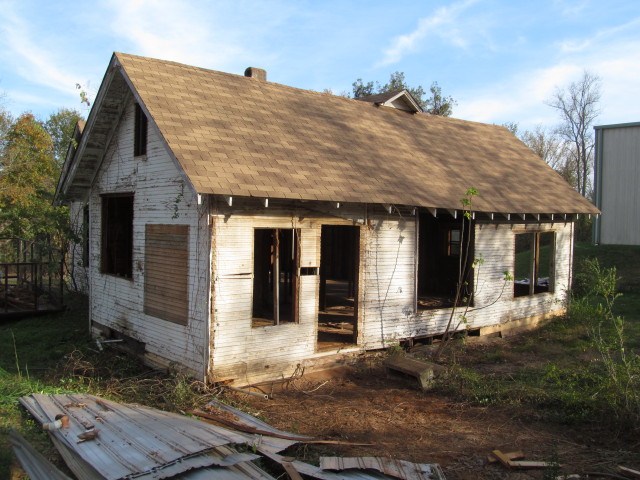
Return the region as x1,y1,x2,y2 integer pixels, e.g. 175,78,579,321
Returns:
224,337,640,480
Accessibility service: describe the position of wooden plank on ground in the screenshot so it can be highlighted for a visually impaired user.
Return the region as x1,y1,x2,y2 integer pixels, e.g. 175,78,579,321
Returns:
618,465,640,478
384,355,444,390
487,450,524,464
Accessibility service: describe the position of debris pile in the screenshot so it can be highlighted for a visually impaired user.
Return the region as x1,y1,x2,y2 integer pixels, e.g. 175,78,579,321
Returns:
15,393,446,480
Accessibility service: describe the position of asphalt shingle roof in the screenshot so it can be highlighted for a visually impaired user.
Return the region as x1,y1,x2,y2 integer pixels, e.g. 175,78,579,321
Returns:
115,53,598,214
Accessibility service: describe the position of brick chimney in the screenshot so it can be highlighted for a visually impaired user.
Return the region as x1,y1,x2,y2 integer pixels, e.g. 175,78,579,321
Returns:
244,67,267,81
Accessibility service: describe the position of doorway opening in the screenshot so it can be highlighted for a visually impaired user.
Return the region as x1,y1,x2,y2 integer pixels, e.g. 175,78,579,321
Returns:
317,225,359,351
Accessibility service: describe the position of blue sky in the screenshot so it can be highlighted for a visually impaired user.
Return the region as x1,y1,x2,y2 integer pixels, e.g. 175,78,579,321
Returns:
1,0,639,132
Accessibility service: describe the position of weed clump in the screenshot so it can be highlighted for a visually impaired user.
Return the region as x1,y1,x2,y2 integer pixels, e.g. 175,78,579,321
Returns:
569,258,640,431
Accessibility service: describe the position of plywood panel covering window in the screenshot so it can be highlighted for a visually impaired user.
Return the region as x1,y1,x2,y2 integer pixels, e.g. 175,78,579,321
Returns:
514,231,555,297
144,224,189,325
101,194,134,278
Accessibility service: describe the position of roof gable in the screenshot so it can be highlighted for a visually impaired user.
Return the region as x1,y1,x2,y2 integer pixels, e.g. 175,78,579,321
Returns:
357,90,423,113
58,53,598,216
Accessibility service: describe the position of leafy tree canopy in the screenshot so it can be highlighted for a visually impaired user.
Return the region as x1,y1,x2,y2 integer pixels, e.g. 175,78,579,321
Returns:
351,71,456,116
0,110,82,242
45,108,84,167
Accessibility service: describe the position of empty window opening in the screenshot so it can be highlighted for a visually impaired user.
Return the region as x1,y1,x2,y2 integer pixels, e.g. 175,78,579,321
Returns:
318,225,359,351
417,212,474,310
101,195,134,278
252,228,299,327
134,103,148,156
514,231,555,297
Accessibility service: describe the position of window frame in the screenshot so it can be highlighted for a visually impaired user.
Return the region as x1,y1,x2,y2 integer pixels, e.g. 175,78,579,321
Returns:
513,230,555,298
134,103,148,157
251,228,300,327
101,194,134,279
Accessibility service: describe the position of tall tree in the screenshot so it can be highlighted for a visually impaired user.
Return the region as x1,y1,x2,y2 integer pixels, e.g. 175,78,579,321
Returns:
548,70,601,196
352,72,456,116
425,81,456,117
45,108,84,167
521,125,575,188
0,113,67,240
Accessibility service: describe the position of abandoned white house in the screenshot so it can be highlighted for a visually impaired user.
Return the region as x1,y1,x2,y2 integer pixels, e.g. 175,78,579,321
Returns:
593,121,640,246
55,53,599,385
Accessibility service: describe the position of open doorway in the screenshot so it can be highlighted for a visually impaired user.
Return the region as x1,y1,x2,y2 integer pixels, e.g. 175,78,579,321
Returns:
317,225,359,351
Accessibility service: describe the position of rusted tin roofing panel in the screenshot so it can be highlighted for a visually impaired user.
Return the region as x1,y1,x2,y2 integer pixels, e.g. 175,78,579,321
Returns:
9,429,73,480
205,399,314,440
19,394,265,480
320,457,446,480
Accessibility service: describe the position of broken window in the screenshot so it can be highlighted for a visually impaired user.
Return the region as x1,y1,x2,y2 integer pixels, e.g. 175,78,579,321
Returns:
252,228,299,327
101,195,134,278
144,224,189,325
417,213,474,310
448,228,461,256
134,103,147,156
513,231,555,297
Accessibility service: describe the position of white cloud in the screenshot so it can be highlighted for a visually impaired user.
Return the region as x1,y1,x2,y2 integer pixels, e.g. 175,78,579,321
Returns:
455,63,584,128
454,11,640,131
558,16,640,53
0,4,80,97
377,0,480,67
102,0,282,71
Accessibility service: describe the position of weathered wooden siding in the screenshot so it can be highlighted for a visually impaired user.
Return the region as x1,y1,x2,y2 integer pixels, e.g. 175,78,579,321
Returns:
67,201,90,294
210,201,573,384
361,220,572,348
88,99,210,379
597,125,640,245
209,201,366,384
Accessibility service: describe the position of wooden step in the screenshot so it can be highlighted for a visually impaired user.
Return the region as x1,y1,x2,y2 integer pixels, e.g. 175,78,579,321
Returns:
383,355,445,390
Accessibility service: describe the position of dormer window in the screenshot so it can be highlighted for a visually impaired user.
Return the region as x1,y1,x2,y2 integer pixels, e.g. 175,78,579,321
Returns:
134,103,148,156
355,90,423,113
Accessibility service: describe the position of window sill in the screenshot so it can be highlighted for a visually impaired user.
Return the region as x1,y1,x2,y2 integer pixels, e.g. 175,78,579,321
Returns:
101,272,133,281
513,291,554,299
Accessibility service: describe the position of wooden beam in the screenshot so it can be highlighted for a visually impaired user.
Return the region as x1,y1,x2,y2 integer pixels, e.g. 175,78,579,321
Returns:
263,198,269,208
427,207,437,217
518,213,526,220
383,204,393,214
502,213,511,220
448,209,457,219
225,196,233,206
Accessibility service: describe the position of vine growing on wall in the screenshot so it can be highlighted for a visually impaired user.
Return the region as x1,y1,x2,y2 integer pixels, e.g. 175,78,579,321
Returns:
432,188,513,361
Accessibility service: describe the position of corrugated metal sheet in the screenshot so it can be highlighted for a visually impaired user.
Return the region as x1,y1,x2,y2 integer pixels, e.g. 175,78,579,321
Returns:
19,394,446,480
205,399,314,440
320,457,446,480
9,429,73,480
19,394,275,480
